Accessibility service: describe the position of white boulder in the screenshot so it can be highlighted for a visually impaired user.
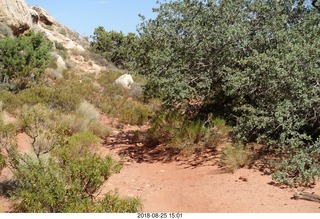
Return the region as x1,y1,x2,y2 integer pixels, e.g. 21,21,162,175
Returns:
115,74,134,89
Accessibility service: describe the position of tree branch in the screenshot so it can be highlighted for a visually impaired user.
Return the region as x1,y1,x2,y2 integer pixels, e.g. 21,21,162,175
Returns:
312,0,320,12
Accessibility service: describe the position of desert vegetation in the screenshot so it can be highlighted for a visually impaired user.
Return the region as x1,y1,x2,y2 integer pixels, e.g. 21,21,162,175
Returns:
0,29,145,212
0,0,320,213
91,0,320,187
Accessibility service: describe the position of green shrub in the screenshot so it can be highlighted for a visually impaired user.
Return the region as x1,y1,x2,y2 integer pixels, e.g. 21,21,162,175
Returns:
90,52,109,67
147,111,219,154
50,80,83,111
91,27,139,69
210,117,232,144
88,121,111,139
0,116,17,150
14,78,100,114
4,123,141,212
100,96,147,125
97,191,141,213
17,85,53,107
0,153,5,172
49,78,98,111
55,131,100,164
0,117,16,173
19,104,64,158
271,137,320,187
0,90,19,113
117,99,153,125
10,152,139,213
0,31,52,92
129,0,320,186
61,190,141,213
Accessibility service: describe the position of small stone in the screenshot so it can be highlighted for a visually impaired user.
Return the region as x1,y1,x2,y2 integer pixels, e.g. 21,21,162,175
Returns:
239,176,248,182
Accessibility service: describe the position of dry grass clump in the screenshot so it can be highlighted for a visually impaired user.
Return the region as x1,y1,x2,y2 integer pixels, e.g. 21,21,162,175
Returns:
220,143,252,172
47,68,63,80
61,100,110,138
76,100,100,121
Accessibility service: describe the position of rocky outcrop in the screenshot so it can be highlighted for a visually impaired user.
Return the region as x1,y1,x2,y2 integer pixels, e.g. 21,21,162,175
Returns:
0,0,89,51
69,54,107,75
35,25,86,52
0,0,105,75
0,0,33,35
29,5,88,51
32,6,55,26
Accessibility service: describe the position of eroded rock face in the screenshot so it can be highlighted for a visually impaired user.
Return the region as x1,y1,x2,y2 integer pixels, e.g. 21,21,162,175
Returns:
32,6,55,25
0,0,102,75
0,0,89,52
0,0,33,35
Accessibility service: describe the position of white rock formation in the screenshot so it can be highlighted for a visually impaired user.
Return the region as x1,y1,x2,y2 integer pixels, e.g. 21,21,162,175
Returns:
0,0,33,35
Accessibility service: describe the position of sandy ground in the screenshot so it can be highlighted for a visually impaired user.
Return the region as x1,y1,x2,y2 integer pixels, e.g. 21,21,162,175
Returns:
99,115,320,213
1,115,320,213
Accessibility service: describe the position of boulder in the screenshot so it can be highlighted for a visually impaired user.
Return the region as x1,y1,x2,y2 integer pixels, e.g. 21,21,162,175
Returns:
115,74,134,89
0,0,33,35
51,52,67,70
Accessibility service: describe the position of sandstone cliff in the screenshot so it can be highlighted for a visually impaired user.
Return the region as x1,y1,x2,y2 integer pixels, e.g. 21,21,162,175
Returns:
0,0,89,51
0,0,33,35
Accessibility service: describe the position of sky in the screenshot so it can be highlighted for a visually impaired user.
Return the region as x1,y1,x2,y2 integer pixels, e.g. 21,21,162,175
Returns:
25,0,159,37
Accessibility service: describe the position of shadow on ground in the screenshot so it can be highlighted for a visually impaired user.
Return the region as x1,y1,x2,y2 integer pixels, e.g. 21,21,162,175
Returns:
103,129,219,168
0,179,16,198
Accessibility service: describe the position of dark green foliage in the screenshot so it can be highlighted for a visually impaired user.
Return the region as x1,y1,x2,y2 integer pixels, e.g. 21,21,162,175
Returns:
220,0,320,186
271,137,320,187
126,0,320,186
134,0,248,112
91,26,139,68
0,31,52,92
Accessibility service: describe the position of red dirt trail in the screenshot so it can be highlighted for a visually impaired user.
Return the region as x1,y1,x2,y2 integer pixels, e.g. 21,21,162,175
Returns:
1,115,320,213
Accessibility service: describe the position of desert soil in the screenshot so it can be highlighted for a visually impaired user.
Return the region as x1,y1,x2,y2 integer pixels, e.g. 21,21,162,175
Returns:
1,114,320,213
